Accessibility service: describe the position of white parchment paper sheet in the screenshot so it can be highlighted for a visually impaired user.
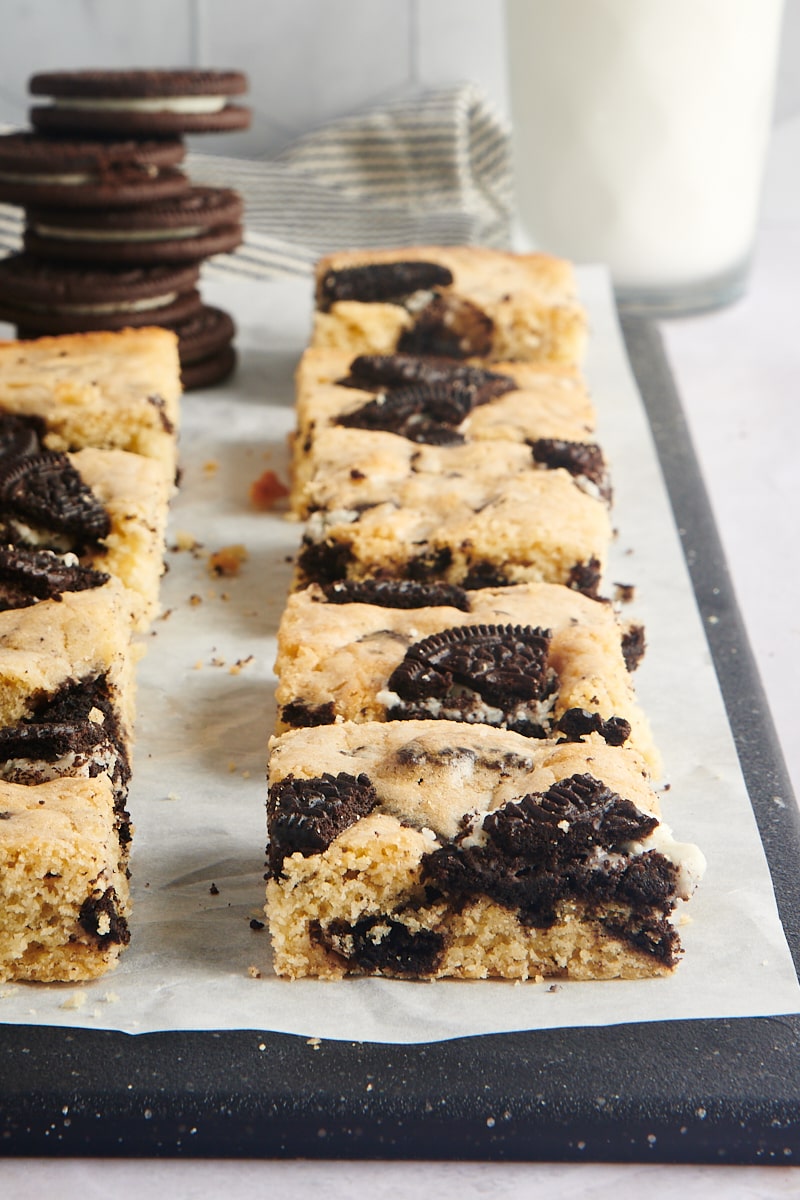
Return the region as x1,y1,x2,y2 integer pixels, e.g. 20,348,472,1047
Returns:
1,268,798,1042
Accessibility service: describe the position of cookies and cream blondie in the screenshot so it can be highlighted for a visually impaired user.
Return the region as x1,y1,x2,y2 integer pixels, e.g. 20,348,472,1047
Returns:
266,720,704,981
0,327,181,484
0,774,130,982
291,348,596,509
0,421,172,629
294,428,611,596
311,245,587,366
274,580,659,773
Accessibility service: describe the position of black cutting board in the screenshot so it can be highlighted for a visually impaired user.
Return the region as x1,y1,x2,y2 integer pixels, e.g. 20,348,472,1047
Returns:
1,318,799,1163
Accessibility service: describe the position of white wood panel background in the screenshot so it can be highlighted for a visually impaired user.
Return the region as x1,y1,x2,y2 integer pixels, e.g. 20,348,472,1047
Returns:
0,0,796,156
0,0,508,156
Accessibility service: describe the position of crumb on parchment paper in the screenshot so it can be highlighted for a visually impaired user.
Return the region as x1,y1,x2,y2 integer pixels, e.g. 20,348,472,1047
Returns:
60,990,88,1011
208,543,248,577
250,469,289,511
171,530,203,555
229,655,254,675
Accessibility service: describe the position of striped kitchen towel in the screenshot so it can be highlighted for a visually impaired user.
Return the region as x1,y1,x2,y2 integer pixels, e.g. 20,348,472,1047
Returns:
0,84,513,281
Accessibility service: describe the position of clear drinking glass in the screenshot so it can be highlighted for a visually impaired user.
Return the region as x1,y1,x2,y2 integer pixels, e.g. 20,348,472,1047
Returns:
506,0,784,316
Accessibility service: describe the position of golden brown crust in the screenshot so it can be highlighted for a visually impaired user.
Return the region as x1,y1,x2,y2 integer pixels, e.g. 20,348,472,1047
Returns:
0,327,181,482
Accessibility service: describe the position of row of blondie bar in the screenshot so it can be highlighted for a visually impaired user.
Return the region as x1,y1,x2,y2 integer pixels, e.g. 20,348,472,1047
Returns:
0,327,181,982
266,245,705,982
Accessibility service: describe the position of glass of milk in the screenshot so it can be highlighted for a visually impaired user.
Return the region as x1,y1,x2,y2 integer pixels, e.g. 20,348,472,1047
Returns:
506,0,784,316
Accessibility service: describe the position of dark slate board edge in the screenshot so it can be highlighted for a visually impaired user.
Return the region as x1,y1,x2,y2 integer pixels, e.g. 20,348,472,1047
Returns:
620,316,800,965
2,318,800,1163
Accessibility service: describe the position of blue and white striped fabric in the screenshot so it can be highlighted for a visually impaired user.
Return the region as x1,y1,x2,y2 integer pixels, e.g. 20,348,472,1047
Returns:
0,84,513,281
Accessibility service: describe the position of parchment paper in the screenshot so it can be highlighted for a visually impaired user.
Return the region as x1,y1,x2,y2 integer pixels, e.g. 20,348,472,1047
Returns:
1,268,798,1043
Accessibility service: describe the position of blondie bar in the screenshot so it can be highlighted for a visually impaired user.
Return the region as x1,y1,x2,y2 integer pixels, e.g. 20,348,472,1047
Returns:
291,348,597,511
294,429,611,595
0,774,130,981
311,245,587,366
0,327,180,484
266,720,704,981
0,430,172,629
274,580,659,773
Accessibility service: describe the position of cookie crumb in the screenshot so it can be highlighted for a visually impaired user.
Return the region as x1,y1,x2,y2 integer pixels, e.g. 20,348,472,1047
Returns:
189,594,202,607
250,469,289,510
60,990,87,1011
614,582,636,603
249,918,265,931
247,964,262,979
229,655,254,675
208,543,248,577
172,530,202,553
203,459,219,474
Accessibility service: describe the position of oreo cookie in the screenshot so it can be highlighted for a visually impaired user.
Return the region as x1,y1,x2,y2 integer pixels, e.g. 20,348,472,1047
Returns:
166,304,237,391
0,132,188,208
24,186,244,266
0,254,201,335
30,69,251,137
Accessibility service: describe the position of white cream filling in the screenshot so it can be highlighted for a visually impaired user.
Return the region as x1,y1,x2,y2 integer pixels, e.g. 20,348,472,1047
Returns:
380,682,557,730
21,291,178,315
0,169,93,185
32,222,206,243
306,509,359,540
0,743,118,784
630,823,707,900
52,94,229,114
6,517,74,554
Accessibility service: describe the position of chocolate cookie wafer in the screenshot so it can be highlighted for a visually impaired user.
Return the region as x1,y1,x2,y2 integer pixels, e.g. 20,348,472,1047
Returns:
0,255,201,336
24,187,244,266
167,304,237,390
30,69,251,137
0,133,188,208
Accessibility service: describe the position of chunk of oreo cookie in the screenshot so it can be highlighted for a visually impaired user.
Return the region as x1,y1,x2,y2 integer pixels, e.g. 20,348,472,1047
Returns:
0,132,188,208
0,413,44,460
0,450,110,546
317,261,454,310
267,771,378,876
397,294,493,359
387,624,556,734
321,579,471,611
554,707,632,748
24,187,244,266
312,916,446,977
337,380,476,445
30,69,251,137
339,354,515,403
78,886,130,945
0,255,201,335
421,774,679,964
0,545,109,609
530,438,611,500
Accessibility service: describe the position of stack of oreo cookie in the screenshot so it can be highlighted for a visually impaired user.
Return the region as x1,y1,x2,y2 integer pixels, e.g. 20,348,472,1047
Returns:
0,69,250,390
